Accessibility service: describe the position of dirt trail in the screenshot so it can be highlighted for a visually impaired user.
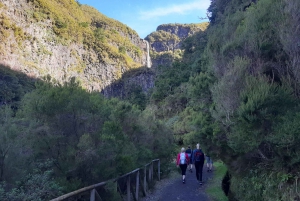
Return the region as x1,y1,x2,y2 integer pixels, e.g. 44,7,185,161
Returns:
141,166,213,201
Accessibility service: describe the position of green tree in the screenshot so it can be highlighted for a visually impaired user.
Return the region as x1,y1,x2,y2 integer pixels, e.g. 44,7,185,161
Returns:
0,106,18,181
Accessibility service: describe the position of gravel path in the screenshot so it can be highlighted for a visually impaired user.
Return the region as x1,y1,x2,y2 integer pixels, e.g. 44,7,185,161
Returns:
141,166,213,201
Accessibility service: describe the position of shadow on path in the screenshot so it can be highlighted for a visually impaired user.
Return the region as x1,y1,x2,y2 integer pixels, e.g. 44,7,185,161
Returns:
142,166,214,201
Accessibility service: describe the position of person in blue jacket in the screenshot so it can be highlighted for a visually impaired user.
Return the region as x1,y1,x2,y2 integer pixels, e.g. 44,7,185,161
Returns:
192,143,205,185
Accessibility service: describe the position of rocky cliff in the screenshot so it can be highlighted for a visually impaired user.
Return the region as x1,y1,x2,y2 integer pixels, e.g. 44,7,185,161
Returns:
101,67,155,98
145,23,208,68
0,0,151,92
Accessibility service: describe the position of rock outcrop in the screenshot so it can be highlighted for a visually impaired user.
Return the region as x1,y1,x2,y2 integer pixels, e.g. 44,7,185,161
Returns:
147,24,197,52
101,67,155,98
145,23,208,68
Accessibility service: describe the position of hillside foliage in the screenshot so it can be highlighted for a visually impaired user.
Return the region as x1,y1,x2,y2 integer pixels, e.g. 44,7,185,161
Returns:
148,0,300,200
0,65,173,200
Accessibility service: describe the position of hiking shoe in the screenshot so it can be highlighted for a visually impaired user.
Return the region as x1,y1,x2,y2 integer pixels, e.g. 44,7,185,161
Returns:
199,181,203,185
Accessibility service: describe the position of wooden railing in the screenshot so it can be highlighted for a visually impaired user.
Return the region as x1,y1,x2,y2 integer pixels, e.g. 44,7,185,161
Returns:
50,159,160,201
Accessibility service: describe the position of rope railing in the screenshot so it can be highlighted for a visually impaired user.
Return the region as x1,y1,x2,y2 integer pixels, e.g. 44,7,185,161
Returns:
50,159,160,201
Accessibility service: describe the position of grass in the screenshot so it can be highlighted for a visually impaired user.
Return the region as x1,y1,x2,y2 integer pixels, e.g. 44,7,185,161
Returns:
206,161,228,201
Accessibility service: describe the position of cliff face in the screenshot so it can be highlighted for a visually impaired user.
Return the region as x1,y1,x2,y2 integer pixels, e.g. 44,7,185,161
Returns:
101,68,155,98
145,23,209,68
0,0,150,92
148,24,202,52
157,24,195,38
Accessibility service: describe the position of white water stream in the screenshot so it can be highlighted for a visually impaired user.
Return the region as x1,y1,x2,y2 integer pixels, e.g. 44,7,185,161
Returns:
143,40,151,68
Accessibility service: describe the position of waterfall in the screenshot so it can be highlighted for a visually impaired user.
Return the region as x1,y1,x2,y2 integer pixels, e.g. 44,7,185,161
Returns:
143,39,151,68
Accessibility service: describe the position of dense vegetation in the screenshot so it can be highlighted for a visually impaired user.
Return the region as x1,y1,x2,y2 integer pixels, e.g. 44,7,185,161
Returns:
0,64,173,200
148,0,300,200
206,0,300,200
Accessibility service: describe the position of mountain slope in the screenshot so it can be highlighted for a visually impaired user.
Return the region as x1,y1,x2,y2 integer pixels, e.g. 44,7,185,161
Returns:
0,0,150,91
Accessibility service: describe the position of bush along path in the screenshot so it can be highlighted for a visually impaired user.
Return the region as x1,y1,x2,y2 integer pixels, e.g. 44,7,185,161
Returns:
141,165,214,201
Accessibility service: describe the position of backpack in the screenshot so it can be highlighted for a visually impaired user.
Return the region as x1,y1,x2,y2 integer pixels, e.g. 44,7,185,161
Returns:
180,153,187,164
194,149,203,162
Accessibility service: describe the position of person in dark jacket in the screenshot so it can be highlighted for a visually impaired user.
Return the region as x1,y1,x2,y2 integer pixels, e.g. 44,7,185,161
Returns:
192,143,205,185
185,146,193,172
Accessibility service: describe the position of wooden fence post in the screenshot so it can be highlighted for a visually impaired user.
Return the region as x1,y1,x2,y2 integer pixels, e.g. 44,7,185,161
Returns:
148,164,151,182
90,189,95,201
143,165,147,194
127,175,131,201
151,162,154,181
158,160,160,181
136,170,140,201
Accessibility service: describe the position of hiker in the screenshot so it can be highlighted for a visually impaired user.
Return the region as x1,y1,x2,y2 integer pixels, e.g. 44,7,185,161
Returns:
176,147,190,184
192,143,205,185
206,154,213,172
185,146,193,172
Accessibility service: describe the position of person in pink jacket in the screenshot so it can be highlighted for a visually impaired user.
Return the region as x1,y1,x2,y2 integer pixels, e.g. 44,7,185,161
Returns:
176,147,190,183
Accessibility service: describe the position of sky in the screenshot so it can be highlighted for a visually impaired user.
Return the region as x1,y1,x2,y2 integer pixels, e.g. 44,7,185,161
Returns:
78,0,211,38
